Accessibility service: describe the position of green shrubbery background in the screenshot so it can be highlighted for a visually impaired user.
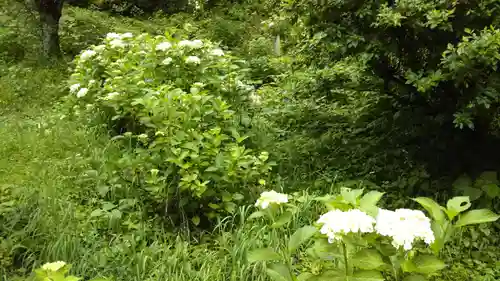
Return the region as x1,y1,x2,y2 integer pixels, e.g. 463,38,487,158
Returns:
1,0,500,280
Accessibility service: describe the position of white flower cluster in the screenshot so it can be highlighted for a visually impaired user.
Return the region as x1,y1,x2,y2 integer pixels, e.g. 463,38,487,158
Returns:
179,39,204,49
42,261,66,272
316,207,435,250
318,209,376,243
255,190,288,209
375,208,435,250
80,49,96,61
69,83,88,98
106,32,132,49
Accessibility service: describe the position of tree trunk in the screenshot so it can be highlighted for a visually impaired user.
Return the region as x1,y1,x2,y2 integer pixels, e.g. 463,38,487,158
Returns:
40,12,61,57
36,0,64,58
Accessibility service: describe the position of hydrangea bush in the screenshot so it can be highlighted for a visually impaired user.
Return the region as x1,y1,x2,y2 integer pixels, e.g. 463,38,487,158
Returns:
67,32,272,225
248,188,500,281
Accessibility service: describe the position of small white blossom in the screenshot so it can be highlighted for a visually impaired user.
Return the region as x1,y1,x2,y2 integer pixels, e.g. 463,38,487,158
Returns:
185,56,201,64
42,261,66,272
94,45,106,52
375,208,435,250
69,83,80,93
162,57,173,65
120,32,133,39
191,39,203,48
76,88,88,98
109,39,126,48
105,92,120,100
317,209,376,243
156,42,172,51
80,49,96,61
106,32,121,39
210,48,224,56
179,40,204,49
255,190,288,209
249,93,262,105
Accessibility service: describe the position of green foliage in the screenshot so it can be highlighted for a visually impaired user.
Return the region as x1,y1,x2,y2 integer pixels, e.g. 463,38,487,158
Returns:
66,32,272,224
248,188,499,281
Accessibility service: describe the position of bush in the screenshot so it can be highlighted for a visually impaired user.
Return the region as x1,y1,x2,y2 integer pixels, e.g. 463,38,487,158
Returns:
66,32,273,225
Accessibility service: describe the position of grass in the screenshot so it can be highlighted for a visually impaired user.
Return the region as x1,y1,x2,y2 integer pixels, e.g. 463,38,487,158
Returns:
1,3,499,281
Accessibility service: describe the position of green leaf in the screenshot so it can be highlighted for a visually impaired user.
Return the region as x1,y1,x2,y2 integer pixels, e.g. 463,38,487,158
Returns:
475,171,498,187
247,248,281,263
413,197,445,222
266,263,293,281
297,272,315,281
481,184,500,199
462,187,483,201
455,209,500,227
288,226,317,253
232,193,245,201
192,216,200,226
351,270,385,281
413,255,446,274
403,274,427,281
272,211,293,228
446,196,471,220
341,188,364,206
452,175,472,191
248,211,265,220
352,249,385,270
359,191,384,216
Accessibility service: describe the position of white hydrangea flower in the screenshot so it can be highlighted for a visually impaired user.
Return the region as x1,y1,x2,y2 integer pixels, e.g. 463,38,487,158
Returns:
249,92,262,105
185,56,201,64
69,83,80,93
42,261,66,272
210,48,224,56
162,57,173,65
120,32,133,39
375,208,435,250
94,45,106,52
106,32,121,39
76,88,88,98
255,190,288,209
156,42,172,51
191,39,203,48
105,92,120,100
80,49,96,61
179,40,204,49
109,39,126,48
317,209,376,243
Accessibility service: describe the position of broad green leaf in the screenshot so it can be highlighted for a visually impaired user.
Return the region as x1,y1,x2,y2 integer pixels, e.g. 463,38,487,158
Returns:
266,263,293,281
65,276,82,281
481,184,500,199
462,187,483,201
288,226,317,253
352,249,385,270
272,211,293,228
413,197,445,222
403,274,426,281
247,248,281,263
350,270,384,281
248,211,265,220
452,174,472,191
413,255,446,274
314,269,345,281
341,188,364,206
297,272,315,281
191,216,200,226
455,209,500,227
446,196,471,220
359,191,384,216
475,171,498,187
401,259,417,273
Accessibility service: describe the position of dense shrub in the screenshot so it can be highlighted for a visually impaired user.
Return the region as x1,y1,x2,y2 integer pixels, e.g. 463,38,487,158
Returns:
66,32,273,225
